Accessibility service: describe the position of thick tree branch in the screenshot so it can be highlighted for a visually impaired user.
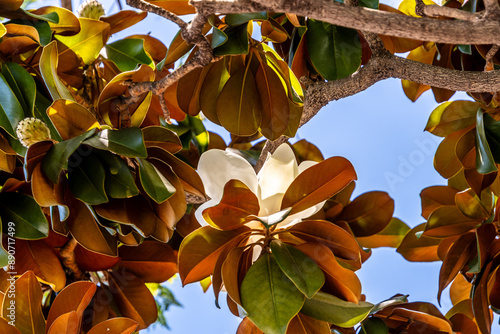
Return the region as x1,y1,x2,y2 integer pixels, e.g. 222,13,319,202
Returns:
191,0,500,45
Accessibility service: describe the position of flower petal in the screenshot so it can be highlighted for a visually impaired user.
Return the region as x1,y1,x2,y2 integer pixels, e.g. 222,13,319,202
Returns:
197,149,258,201
277,201,326,229
298,160,318,174
258,144,298,205
195,199,218,226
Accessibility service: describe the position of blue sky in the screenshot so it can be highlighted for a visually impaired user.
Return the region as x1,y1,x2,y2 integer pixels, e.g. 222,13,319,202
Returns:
35,0,500,332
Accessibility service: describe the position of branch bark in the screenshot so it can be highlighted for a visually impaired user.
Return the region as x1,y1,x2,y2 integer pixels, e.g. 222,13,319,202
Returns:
192,0,500,45
59,238,85,280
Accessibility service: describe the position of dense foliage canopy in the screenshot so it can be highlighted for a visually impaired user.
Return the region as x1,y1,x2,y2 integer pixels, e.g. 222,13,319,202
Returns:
0,0,500,333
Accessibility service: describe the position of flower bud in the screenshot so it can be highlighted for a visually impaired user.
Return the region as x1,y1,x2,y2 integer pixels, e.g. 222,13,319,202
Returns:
77,0,105,20
16,117,51,147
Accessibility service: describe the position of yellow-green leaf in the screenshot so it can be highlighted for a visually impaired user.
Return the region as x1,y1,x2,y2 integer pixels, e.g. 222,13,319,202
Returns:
39,41,75,101
55,18,110,64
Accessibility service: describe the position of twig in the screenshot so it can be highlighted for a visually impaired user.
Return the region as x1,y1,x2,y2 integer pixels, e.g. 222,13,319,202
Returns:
59,238,85,280
415,0,476,20
485,45,499,71
159,93,172,124
126,0,187,29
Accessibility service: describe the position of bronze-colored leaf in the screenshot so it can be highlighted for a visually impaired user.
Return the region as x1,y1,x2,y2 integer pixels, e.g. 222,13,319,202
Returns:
295,242,361,303
1,271,45,334
47,311,79,334
108,269,158,330
118,241,177,283
14,239,66,292
101,10,148,35
288,220,360,262
45,281,96,331
237,317,264,334
437,232,476,304
255,56,291,140
337,191,394,237
47,99,99,140
287,313,331,334
281,157,357,215
424,206,479,238
397,223,441,262
87,318,138,334
203,180,260,230
420,186,458,220
221,246,245,305
178,226,251,284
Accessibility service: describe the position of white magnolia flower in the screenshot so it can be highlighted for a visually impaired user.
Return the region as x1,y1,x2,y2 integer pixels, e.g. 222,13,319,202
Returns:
195,143,325,229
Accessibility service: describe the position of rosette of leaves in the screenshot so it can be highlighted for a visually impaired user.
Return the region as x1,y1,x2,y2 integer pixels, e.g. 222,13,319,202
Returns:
396,181,499,334
424,100,500,196
0,265,178,333
177,142,409,333
163,13,304,140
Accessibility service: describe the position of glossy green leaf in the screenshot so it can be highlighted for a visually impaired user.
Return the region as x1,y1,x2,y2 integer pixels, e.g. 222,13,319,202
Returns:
136,158,176,203
359,317,389,334
84,128,147,158
0,192,49,240
0,72,24,137
306,20,361,81
211,27,228,49
55,18,110,64
1,62,35,117
475,109,497,174
213,23,249,56
241,253,305,334
22,8,59,23
200,57,229,125
216,61,261,136
270,240,325,298
96,150,139,198
301,292,373,327
105,38,154,72
225,12,268,26
483,111,500,165
42,129,96,183
358,0,379,8
68,154,108,205
39,41,75,102
10,19,51,46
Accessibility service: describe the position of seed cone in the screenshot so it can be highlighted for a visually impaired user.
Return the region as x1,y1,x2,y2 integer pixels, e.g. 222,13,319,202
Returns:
16,118,51,147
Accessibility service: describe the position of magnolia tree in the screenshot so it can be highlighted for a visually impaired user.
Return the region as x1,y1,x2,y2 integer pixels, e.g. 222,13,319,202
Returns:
0,0,499,332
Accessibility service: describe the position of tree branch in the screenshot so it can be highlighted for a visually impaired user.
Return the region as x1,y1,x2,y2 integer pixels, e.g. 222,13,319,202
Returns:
60,0,72,11
191,0,500,45
127,0,187,28
415,0,475,20
59,238,85,280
